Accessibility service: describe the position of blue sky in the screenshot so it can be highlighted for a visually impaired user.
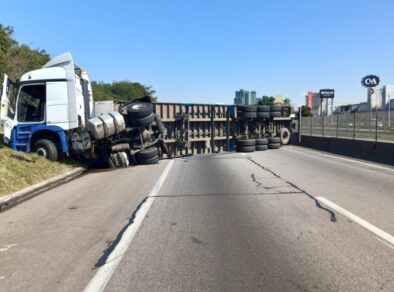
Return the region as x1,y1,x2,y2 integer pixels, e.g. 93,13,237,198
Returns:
1,0,394,107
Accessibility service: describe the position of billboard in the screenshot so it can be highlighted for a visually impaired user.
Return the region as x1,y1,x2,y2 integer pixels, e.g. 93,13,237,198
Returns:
319,89,335,99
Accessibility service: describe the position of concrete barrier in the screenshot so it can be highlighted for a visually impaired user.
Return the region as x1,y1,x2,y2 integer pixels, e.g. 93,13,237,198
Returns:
293,135,394,166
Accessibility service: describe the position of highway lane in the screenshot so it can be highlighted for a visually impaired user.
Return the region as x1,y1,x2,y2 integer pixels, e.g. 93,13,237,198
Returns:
0,146,393,291
104,149,394,291
0,162,170,292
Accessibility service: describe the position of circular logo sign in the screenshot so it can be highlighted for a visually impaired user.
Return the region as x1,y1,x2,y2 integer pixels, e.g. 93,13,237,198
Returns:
361,75,380,88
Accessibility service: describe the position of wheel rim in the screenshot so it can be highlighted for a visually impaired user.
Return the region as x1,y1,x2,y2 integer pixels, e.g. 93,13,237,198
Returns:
36,147,48,157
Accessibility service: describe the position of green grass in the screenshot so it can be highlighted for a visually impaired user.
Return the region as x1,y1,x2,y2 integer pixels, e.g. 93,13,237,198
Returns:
0,133,81,197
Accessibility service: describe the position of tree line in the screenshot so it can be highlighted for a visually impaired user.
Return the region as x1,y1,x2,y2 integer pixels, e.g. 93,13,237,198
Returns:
0,24,155,101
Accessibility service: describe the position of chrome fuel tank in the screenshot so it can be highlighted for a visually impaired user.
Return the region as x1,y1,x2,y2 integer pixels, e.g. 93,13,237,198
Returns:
87,111,126,140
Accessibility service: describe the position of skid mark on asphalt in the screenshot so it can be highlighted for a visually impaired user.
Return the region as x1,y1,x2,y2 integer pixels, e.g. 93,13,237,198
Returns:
248,157,337,222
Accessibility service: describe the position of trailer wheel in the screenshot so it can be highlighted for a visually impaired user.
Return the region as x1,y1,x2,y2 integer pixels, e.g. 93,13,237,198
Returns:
238,112,257,119
255,138,268,145
279,128,291,145
268,143,281,149
236,146,255,153
268,137,281,144
127,102,153,119
256,145,268,151
270,111,281,118
237,105,257,112
257,105,270,112
257,112,270,119
33,139,58,161
270,105,282,112
236,139,256,147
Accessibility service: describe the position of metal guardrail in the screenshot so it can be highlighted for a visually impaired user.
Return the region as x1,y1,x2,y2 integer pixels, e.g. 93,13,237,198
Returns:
301,111,394,143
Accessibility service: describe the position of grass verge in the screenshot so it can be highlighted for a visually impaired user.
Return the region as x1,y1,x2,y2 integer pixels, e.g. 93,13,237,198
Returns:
0,133,81,198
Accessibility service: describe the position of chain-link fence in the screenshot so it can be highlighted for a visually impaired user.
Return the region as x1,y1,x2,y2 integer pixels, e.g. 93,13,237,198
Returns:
301,111,394,143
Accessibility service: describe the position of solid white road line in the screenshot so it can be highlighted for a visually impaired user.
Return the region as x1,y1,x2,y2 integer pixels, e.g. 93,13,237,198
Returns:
286,146,394,172
317,196,394,247
84,160,175,292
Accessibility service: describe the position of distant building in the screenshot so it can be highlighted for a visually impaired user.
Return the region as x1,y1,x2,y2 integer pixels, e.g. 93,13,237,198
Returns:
381,85,394,108
367,87,383,110
234,89,257,105
305,91,313,109
312,92,321,116
304,91,321,116
334,102,369,114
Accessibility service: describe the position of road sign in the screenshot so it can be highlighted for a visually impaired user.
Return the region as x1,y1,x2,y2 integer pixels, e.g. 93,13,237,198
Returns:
319,89,335,99
361,75,380,88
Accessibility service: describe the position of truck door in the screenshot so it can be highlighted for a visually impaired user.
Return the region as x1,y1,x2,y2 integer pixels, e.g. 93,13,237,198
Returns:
0,74,17,143
12,83,46,151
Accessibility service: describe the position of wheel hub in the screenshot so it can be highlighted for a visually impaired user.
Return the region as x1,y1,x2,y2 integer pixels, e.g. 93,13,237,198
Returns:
36,147,48,157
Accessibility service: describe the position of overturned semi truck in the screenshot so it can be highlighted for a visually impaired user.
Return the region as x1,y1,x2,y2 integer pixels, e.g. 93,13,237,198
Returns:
0,53,296,167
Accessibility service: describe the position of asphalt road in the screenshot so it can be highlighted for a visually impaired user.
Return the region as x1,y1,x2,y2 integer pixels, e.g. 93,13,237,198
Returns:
0,146,393,291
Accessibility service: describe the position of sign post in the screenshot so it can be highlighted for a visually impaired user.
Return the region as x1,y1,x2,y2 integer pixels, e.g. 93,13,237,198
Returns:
361,75,380,143
319,89,335,136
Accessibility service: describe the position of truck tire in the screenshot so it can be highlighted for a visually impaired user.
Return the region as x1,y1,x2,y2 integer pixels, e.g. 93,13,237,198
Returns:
33,139,58,161
127,102,153,119
268,137,281,144
136,147,159,160
270,105,282,112
257,105,270,112
137,154,160,165
270,111,281,118
236,146,255,153
268,143,281,149
237,105,257,112
257,112,270,119
279,128,291,145
238,112,257,119
128,113,155,127
236,139,256,146
256,145,268,151
108,152,129,168
255,138,268,145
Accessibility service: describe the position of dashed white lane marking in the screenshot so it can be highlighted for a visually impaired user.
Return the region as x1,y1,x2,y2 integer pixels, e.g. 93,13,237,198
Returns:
0,244,18,253
317,196,394,247
84,160,174,292
0,276,5,280
286,146,394,172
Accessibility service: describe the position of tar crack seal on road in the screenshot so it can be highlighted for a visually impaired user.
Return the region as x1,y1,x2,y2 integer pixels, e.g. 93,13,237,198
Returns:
247,157,337,222
94,197,149,268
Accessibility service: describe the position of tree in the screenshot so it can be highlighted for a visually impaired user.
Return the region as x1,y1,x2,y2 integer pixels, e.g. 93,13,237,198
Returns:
283,98,291,105
300,105,313,117
92,80,157,102
0,24,49,82
258,96,275,105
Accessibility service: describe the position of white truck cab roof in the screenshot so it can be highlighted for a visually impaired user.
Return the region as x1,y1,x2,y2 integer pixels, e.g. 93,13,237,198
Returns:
20,52,75,82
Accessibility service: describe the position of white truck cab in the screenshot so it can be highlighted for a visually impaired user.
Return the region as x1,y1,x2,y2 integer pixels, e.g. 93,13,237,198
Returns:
0,52,94,158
